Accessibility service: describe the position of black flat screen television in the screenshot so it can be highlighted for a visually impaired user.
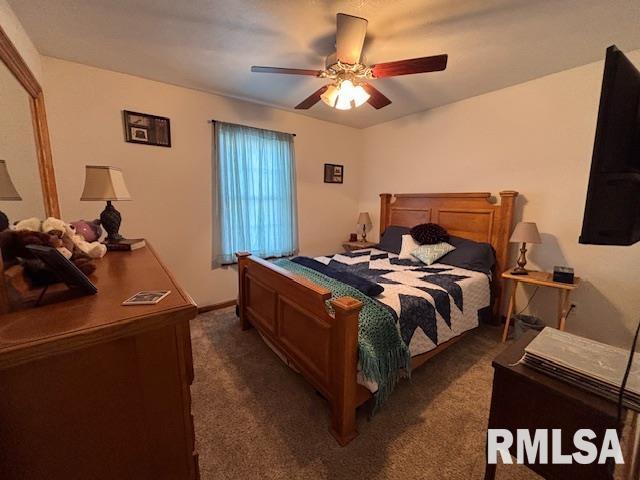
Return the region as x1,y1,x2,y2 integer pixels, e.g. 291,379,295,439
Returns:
579,45,640,246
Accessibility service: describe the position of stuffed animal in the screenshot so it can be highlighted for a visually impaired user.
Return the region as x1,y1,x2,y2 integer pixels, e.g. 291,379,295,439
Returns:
64,223,107,259
9,216,107,261
2,217,102,286
39,217,106,259
0,230,54,264
0,229,96,286
70,219,102,242
41,217,73,259
13,217,42,232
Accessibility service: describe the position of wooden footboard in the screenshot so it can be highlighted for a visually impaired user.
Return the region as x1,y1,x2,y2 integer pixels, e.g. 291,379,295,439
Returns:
236,252,363,445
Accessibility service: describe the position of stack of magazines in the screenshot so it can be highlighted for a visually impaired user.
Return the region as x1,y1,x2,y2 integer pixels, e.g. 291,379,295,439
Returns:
523,327,640,411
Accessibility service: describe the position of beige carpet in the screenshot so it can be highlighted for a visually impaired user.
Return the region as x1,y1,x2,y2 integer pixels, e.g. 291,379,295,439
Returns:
190,308,539,479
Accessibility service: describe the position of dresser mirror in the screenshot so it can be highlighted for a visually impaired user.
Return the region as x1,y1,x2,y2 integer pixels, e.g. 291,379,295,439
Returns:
0,59,45,224
0,25,59,226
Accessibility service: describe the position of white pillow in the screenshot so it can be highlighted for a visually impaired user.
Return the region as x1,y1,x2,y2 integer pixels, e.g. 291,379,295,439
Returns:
398,234,421,261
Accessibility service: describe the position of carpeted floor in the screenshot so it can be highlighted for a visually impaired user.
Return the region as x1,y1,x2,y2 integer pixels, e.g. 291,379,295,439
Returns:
190,308,539,479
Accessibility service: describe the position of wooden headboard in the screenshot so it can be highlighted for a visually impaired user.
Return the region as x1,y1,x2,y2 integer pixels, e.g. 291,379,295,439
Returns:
379,191,519,320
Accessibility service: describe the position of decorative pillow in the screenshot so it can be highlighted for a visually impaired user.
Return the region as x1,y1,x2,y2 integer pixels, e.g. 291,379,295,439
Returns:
410,223,449,245
439,236,495,274
398,234,422,261
376,225,411,254
411,242,456,265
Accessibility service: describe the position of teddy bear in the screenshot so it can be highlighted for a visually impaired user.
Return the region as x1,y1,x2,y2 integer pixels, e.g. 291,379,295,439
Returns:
63,223,107,259
13,217,42,232
0,229,57,266
2,216,104,286
70,219,102,243
0,229,96,286
40,217,75,258
10,216,108,261
13,217,72,260
40,217,106,260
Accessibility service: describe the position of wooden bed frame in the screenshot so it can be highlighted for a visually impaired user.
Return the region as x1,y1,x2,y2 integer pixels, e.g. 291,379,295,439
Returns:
236,191,518,445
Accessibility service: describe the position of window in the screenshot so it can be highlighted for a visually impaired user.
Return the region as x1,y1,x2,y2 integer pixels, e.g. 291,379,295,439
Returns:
212,121,298,266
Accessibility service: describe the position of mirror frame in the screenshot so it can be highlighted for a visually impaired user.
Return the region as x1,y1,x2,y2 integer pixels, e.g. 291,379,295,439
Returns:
0,24,60,218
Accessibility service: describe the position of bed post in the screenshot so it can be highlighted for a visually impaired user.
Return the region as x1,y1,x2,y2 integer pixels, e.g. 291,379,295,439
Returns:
493,191,518,322
329,296,362,446
236,252,252,330
379,193,392,236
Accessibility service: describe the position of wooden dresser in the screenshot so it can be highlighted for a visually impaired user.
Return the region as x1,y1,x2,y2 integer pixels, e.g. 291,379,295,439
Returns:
0,245,199,479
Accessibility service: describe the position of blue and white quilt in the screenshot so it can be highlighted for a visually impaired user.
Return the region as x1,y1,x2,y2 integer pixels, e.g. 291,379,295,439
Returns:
314,248,491,360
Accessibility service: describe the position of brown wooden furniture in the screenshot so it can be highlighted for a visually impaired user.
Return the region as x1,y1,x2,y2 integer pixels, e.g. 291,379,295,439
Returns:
500,270,581,342
0,245,199,480
342,240,376,251
485,330,631,480
237,191,518,445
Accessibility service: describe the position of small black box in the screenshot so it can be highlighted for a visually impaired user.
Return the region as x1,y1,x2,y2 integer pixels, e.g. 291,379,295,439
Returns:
553,266,575,284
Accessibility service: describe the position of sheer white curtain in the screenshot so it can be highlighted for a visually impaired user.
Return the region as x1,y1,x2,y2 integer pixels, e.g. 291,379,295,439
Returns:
212,121,298,267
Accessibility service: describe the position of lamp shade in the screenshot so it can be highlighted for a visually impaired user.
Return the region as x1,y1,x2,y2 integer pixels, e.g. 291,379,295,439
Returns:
510,222,541,244
80,165,131,201
0,160,21,201
357,212,372,226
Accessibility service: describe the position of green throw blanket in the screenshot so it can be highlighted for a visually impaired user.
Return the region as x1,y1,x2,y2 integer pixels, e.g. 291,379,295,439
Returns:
273,258,411,410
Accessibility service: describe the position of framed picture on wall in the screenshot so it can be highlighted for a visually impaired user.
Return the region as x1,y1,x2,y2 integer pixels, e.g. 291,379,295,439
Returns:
324,163,343,184
123,110,171,147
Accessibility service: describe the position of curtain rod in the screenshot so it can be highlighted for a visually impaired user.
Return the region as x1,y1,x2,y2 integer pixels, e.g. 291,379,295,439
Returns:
208,119,296,137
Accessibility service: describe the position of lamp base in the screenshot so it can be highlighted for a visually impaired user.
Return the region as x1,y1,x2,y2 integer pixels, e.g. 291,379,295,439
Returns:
511,242,529,275
511,266,529,275
100,200,123,242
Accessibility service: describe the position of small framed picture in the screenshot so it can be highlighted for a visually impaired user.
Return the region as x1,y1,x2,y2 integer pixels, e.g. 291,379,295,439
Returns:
123,110,171,147
130,127,149,142
324,163,344,183
122,290,171,305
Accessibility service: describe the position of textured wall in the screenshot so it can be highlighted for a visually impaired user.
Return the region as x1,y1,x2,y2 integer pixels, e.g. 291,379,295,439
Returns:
0,0,41,80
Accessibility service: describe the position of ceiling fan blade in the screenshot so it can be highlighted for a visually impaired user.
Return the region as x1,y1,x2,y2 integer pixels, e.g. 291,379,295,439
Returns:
336,13,368,64
362,83,392,109
251,66,323,76
371,54,448,78
295,85,329,109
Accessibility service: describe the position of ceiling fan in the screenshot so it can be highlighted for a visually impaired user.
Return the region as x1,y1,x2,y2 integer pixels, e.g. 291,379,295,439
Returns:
251,13,448,111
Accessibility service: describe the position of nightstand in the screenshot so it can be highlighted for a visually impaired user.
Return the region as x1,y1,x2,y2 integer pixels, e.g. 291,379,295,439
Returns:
500,270,581,342
485,331,625,480
342,240,376,252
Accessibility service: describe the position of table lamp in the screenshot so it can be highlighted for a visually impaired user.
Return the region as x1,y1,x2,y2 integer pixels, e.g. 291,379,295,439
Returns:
357,212,372,242
80,165,131,242
0,160,22,231
509,221,541,275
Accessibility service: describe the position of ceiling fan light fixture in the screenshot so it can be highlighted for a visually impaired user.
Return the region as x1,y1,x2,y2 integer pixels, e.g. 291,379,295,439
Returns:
253,13,447,111
320,84,339,108
351,84,370,107
321,80,370,110
334,98,352,110
334,83,354,110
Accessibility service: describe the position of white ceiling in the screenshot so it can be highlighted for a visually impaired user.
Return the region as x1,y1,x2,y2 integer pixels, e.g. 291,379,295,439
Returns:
9,0,640,128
